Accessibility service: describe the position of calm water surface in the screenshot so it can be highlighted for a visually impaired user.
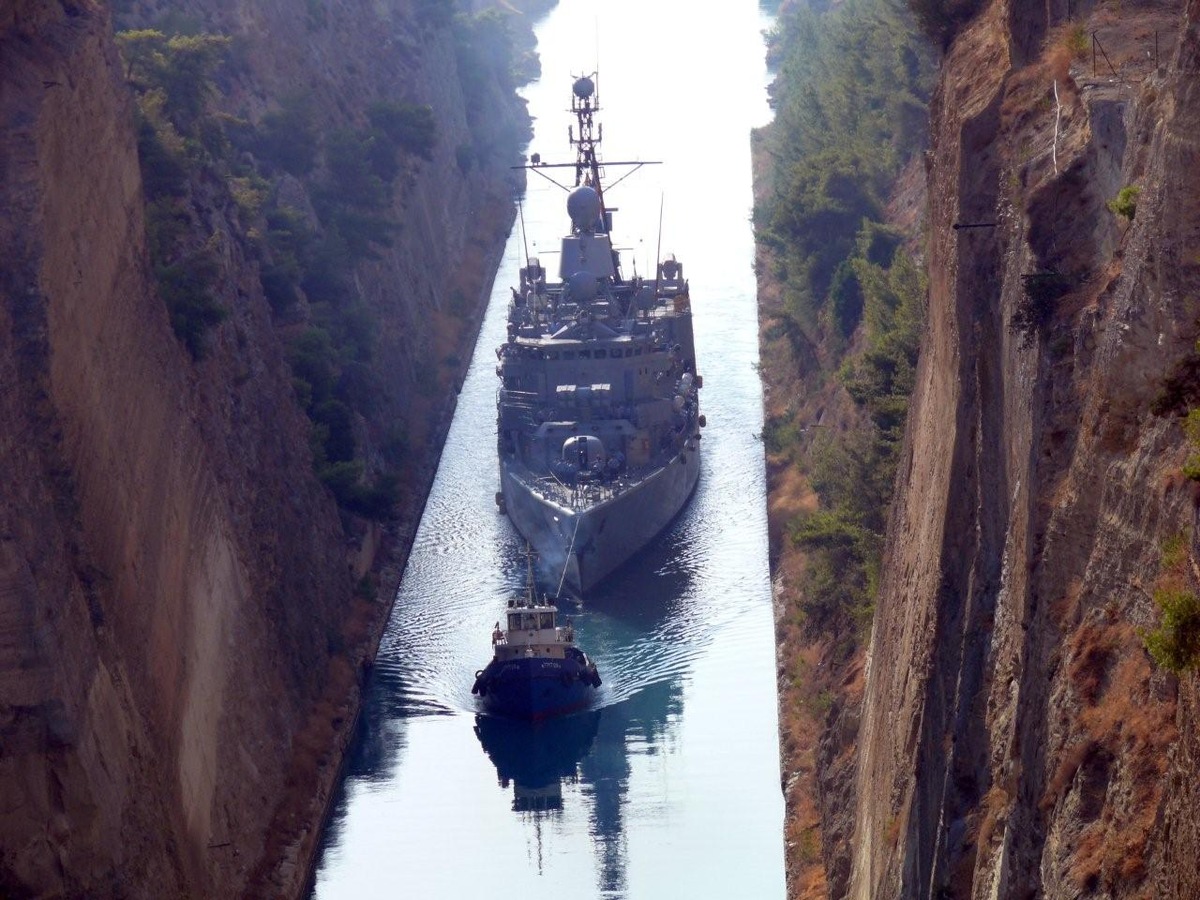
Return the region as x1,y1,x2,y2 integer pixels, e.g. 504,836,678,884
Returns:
309,1,783,896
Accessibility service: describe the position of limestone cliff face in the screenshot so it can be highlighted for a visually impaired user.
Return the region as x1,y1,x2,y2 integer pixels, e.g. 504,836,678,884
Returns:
849,0,1200,897
116,0,529,448
0,0,532,896
1,2,348,895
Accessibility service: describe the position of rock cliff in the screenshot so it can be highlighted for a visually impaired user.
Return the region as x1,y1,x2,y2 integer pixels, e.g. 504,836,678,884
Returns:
0,0,534,896
847,0,1200,896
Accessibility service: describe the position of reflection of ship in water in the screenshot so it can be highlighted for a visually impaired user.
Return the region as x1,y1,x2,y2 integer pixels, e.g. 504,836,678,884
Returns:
468,521,696,896
577,527,694,897
473,710,601,813
583,678,683,897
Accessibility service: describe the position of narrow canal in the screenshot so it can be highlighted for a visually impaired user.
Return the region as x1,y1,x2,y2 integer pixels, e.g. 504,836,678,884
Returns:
309,1,784,896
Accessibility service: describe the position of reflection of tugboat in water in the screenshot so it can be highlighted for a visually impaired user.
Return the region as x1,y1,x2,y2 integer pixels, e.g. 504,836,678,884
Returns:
473,710,601,813
471,559,601,721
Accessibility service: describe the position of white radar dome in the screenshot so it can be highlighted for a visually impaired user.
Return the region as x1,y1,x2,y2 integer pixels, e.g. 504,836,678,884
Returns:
573,76,595,100
567,186,602,232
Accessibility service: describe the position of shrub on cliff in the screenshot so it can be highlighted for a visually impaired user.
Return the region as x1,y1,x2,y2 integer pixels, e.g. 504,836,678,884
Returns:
790,505,881,636
253,97,320,177
455,8,520,98
907,0,985,49
155,242,228,358
318,461,398,521
1143,587,1200,673
1107,184,1140,220
135,114,189,200
368,100,437,162
116,30,231,131
1180,409,1200,482
1150,339,1200,417
771,151,883,325
840,245,924,438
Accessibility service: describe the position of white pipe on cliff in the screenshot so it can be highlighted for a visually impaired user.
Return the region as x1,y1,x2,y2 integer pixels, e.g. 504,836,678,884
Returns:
1052,80,1061,175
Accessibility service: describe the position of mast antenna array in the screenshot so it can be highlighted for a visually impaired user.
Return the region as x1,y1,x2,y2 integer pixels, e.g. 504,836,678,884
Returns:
513,74,659,213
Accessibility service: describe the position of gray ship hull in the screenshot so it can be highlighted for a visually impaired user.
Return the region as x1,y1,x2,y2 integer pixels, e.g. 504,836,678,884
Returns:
501,450,700,596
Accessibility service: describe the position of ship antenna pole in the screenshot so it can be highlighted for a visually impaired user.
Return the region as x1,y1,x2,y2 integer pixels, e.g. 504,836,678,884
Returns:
517,194,530,268
525,543,536,604
653,193,664,299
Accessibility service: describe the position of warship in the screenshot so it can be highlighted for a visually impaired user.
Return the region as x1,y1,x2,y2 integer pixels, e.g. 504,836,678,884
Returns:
495,73,704,595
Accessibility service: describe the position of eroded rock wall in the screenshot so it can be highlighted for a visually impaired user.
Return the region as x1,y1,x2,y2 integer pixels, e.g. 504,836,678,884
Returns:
0,0,533,896
1,2,356,895
849,0,1200,897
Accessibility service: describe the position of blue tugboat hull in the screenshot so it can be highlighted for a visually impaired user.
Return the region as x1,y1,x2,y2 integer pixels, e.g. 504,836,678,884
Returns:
476,656,598,721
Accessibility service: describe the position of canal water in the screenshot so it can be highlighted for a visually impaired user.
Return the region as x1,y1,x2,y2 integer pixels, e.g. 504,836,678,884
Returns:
308,1,783,897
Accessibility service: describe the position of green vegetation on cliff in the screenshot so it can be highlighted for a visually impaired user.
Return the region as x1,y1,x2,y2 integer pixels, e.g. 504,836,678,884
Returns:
1143,534,1200,673
116,30,233,357
758,0,933,646
1144,586,1200,673
115,2,532,522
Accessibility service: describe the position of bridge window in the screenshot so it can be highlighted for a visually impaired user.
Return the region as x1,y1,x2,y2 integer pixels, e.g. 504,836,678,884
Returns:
595,349,607,359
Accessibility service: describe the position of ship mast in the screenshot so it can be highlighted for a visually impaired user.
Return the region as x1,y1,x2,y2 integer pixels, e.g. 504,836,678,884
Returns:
568,75,607,229
513,74,659,241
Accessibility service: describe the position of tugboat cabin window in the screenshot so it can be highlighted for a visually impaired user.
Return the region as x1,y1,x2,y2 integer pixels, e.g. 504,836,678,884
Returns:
564,351,576,360
538,612,554,629
507,612,521,631
579,350,591,359
595,349,607,359
548,351,560,360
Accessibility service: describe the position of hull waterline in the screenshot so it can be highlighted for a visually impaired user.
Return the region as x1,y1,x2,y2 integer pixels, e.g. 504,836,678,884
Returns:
501,448,700,595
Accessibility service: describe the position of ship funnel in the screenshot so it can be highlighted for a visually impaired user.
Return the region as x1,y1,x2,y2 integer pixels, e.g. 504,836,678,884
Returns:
567,186,602,233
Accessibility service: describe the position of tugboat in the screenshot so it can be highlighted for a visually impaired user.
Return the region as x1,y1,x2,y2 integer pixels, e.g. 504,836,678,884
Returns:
495,72,704,596
471,569,602,721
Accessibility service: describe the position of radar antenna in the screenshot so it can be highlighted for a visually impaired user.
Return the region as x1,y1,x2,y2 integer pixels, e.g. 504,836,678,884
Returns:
512,74,661,237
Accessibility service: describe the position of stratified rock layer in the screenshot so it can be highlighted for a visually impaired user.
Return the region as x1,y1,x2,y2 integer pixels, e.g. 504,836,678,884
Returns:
848,0,1200,897
0,0,530,896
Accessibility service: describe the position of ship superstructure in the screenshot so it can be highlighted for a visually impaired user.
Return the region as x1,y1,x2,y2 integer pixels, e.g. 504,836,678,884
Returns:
495,74,704,594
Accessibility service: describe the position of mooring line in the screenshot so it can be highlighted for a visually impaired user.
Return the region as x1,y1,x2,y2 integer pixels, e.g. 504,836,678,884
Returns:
556,515,582,598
